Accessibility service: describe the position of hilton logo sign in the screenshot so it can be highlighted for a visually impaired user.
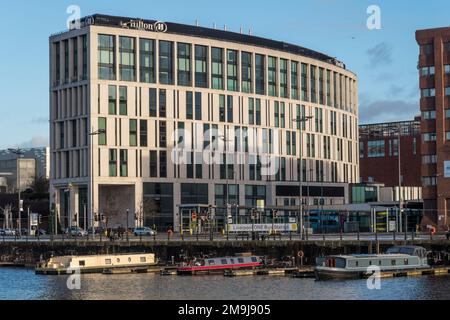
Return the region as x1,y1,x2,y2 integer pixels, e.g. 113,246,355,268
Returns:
120,19,168,33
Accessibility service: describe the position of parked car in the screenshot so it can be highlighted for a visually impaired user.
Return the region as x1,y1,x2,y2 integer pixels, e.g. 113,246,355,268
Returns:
87,227,105,235
134,227,157,236
65,226,88,237
37,229,47,235
0,228,16,236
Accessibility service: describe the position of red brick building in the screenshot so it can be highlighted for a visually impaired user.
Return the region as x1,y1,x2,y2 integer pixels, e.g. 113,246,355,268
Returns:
359,119,421,188
416,27,450,230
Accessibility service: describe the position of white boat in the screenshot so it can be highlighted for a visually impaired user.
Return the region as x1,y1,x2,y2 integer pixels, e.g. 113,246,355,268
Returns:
35,253,157,275
315,246,429,280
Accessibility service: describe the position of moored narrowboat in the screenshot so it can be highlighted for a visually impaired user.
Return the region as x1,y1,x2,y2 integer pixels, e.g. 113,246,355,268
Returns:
177,256,262,275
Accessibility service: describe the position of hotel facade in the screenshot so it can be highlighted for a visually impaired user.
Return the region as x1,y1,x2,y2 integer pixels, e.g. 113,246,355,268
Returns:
49,14,359,231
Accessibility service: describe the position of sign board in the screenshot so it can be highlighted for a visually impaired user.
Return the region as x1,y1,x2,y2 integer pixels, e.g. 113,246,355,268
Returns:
256,200,265,210
30,213,39,227
444,161,450,178
229,223,298,233
388,221,396,232
289,217,296,223
19,200,23,212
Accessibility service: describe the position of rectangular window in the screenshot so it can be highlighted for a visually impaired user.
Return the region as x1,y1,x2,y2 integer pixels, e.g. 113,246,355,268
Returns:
195,92,202,121
160,151,167,178
274,101,280,127
255,99,261,125
421,88,436,98
268,56,277,96
140,120,147,147
423,132,437,142
446,132,450,140
310,65,317,103
420,43,433,55
73,38,78,80
120,149,128,177
82,35,87,80
446,109,450,118
227,95,233,123
159,41,174,85
422,110,436,120
186,91,193,120
140,38,155,83
98,35,116,80
159,121,167,148
98,118,107,145
109,149,117,177
149,88,157,117
177,42,191,86
119,86,127,115
319,68,325,105
211,47,224,90
301,63,308,101
445,65,450,74
149,150,157,177
108,85,117,115
291,61,299,100
368,140,385,158
129,119,137,146
445,87,450,96
187,152,194,179
119,36,135,81
248,98,254,125
195,45,208,88
159,89,167,118
423,176,437,186
422,154,437,164
326,70,331,106
315,108,323,133
219,95,226,122
280,59,288,98
255,54,265,95
420,66,435,76
227,50,238,91
241,51,252,93
280,102,285,128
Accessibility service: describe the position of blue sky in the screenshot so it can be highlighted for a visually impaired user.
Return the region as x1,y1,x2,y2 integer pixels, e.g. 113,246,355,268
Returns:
1,0,449,149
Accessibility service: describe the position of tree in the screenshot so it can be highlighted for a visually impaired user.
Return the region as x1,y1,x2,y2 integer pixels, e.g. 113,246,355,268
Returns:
30,176,50,199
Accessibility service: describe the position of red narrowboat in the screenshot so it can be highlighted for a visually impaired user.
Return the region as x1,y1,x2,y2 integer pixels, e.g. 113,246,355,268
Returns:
177,256,262,275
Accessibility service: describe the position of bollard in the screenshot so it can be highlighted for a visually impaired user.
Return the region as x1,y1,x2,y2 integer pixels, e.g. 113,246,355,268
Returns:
340,230,343,241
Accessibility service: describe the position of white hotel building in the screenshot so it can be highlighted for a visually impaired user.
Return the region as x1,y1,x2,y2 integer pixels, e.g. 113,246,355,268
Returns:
49,14,359,231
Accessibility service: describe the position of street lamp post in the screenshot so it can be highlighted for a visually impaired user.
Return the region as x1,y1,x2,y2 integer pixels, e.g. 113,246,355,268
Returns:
8,148,24,236
292,116,313,240
126,209,129,242
89,127,106,240
219,134,233,241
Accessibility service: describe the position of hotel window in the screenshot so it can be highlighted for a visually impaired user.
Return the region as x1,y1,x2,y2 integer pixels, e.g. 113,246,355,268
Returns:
227,50,238,91
159,89,167,118
73,38,78,80
109,149,117,177
423,176,437,186
421,88,435,98
330,111,337,135
98,118,107,145
445,65,450,74
388,139,398,156
219,94,226,122
326,70,331,106
296,105,306,130
315,108,323,133
82,35,87,80
187,152,194,178
420,66,435,76
195,92,202,121
159,121,167,148
423,132,436,142
446,109,450,118
292,131,297,156
255,54,265,95
274,102,280,127
422,154,437,164
108,85,117,115
420,43,433,55
280,102,285,128
98,35,115,80
268,56,277,96
445,87,450,96
149,88,157,117
227,95,233,123
195,45,208,88
160,151,167,178
211,47,224,90
310,65,317,103
159,40,174,85
241,51,252,93
248,98,254,125
422,110,436,120
286,132,291,155
177,42,191,86
367,140,385,158
149,151,157,177
55,42,60,84
195,152,203,179
447,132,450,140
119,150,128,177
255,99,261,125
119,36,136,81
280,59,288,98
140,120,147,147
291,61,299,100
129,119,137,147
119,86,127,115
319,68,325,105
64,40,69,83
186,91,193,120
301,63,308,101
140,39,155,83
333,72,339,108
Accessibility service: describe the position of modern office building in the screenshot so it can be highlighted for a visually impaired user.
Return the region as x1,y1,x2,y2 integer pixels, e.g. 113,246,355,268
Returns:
0,147,50,179
0,158,36,193
49,14,359,231
359,119,422,202
416,27,450,230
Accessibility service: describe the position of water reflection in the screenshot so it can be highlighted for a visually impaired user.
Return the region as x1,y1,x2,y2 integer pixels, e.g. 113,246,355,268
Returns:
1,269,449,300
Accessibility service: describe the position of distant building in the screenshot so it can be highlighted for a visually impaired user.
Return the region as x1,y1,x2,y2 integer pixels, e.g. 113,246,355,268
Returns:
416,27,450,230
359,119,422,202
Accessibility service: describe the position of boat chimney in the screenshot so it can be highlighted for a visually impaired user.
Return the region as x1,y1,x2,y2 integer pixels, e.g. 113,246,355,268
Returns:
224,24,227,31
213,22,216,29
195,19,199,27
240,26,243,34
249,28,253,36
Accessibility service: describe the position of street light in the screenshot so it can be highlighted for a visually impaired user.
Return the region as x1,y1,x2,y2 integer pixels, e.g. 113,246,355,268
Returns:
292,115,313,240
88,128,106,240
219,134,235,241
9,148,24,236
